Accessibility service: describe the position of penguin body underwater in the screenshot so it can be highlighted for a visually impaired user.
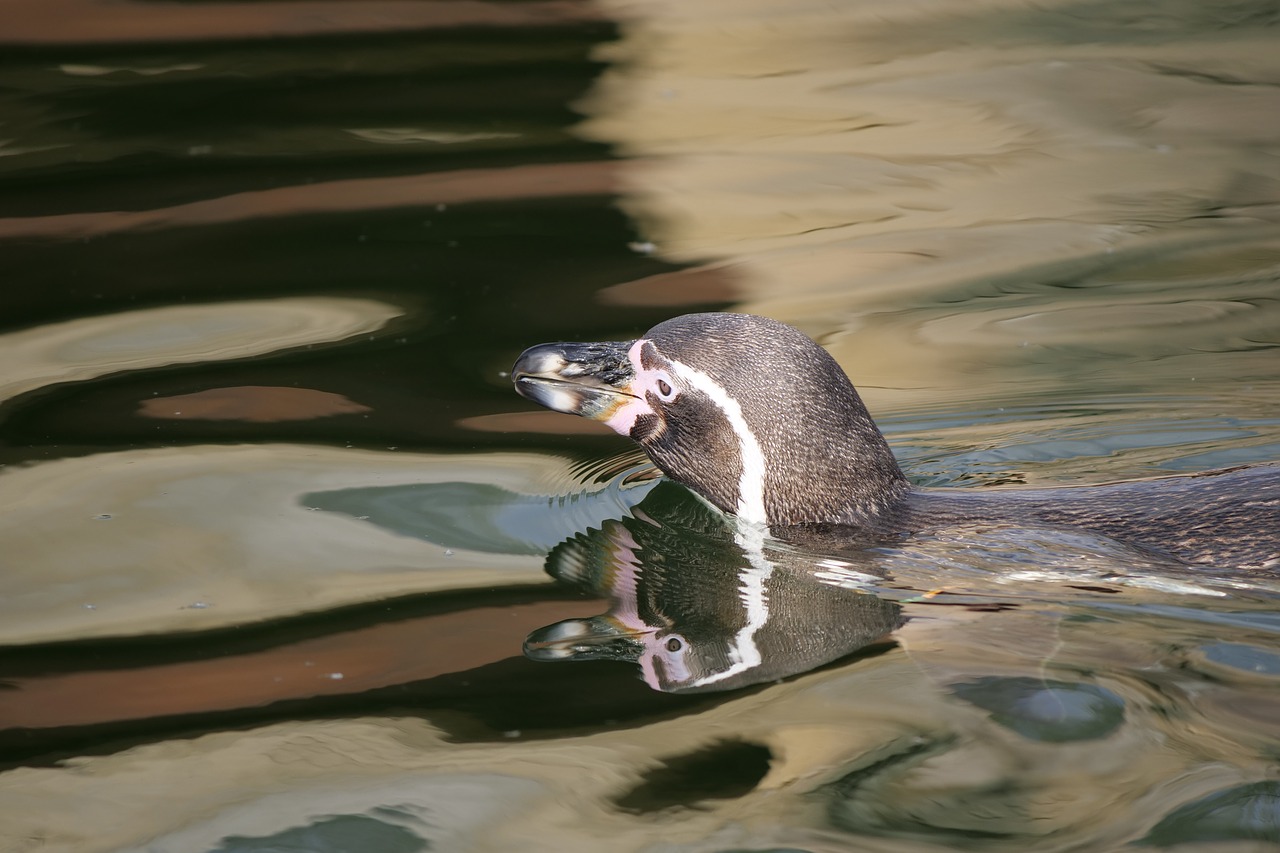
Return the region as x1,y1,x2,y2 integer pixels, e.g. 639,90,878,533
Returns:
513,312,1280,571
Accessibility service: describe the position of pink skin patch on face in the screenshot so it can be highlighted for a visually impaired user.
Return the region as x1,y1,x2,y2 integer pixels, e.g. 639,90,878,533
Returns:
601,522,691,691
601,339,679,437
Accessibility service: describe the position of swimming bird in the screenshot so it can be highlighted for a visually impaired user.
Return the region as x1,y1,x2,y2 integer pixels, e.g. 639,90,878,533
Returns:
512,313,1280,571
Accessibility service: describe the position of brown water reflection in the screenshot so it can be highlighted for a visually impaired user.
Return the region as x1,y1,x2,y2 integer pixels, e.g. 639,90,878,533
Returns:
2,0,603,44
2,0,1279,850
0,592,598,732
0,162,620,240
138,386,373,422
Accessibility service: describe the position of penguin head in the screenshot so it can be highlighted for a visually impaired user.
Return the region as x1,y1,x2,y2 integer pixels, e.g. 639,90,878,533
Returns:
513,313,907,527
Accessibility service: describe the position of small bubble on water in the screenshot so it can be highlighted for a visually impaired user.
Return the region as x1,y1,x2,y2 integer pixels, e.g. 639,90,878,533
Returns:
93,514,113,521
436,203,447,212
324,672,344,680
82,603,97,610
184,601,211,610
503,730,521,739
444,549,455,557
628,241,656,255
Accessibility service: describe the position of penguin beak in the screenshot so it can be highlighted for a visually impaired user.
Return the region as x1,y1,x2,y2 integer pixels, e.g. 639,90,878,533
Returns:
512,340,637,420
523,616,644,662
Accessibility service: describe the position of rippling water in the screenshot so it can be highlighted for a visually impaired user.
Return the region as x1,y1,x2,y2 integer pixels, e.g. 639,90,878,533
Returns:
2,0,1279,851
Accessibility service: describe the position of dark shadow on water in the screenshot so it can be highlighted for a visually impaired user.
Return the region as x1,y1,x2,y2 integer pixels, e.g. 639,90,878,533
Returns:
0,195,719,467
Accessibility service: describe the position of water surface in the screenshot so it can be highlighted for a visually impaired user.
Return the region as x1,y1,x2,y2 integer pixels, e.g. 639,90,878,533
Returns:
1,0,1279,850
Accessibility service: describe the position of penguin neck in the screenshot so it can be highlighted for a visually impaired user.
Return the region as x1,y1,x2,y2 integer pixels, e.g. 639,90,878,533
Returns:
757,420,912,529
644,333,912,529
676,381,912,529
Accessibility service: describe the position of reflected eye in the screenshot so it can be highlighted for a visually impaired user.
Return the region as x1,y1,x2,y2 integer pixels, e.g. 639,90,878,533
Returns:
657,379,672,397
665,637,683,652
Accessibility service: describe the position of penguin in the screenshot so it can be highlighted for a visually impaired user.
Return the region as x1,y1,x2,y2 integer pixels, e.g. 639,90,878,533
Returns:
512,312,1280,571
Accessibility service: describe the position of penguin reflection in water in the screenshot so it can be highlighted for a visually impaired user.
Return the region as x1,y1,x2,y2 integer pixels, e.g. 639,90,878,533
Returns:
513,312,1280,572
524,479,904,693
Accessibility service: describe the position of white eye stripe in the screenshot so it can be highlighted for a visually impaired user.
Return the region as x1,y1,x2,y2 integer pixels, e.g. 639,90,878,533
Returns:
667,359,769,526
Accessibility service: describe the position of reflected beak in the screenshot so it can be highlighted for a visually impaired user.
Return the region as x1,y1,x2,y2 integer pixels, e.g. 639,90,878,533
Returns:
512,340,637,420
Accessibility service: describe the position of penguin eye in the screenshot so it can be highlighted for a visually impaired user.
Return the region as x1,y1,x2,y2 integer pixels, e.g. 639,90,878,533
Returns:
651,373,678,402
665,636,683,652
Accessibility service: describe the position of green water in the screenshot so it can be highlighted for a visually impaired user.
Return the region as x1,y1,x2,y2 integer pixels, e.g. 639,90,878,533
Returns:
1,1,1278,850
